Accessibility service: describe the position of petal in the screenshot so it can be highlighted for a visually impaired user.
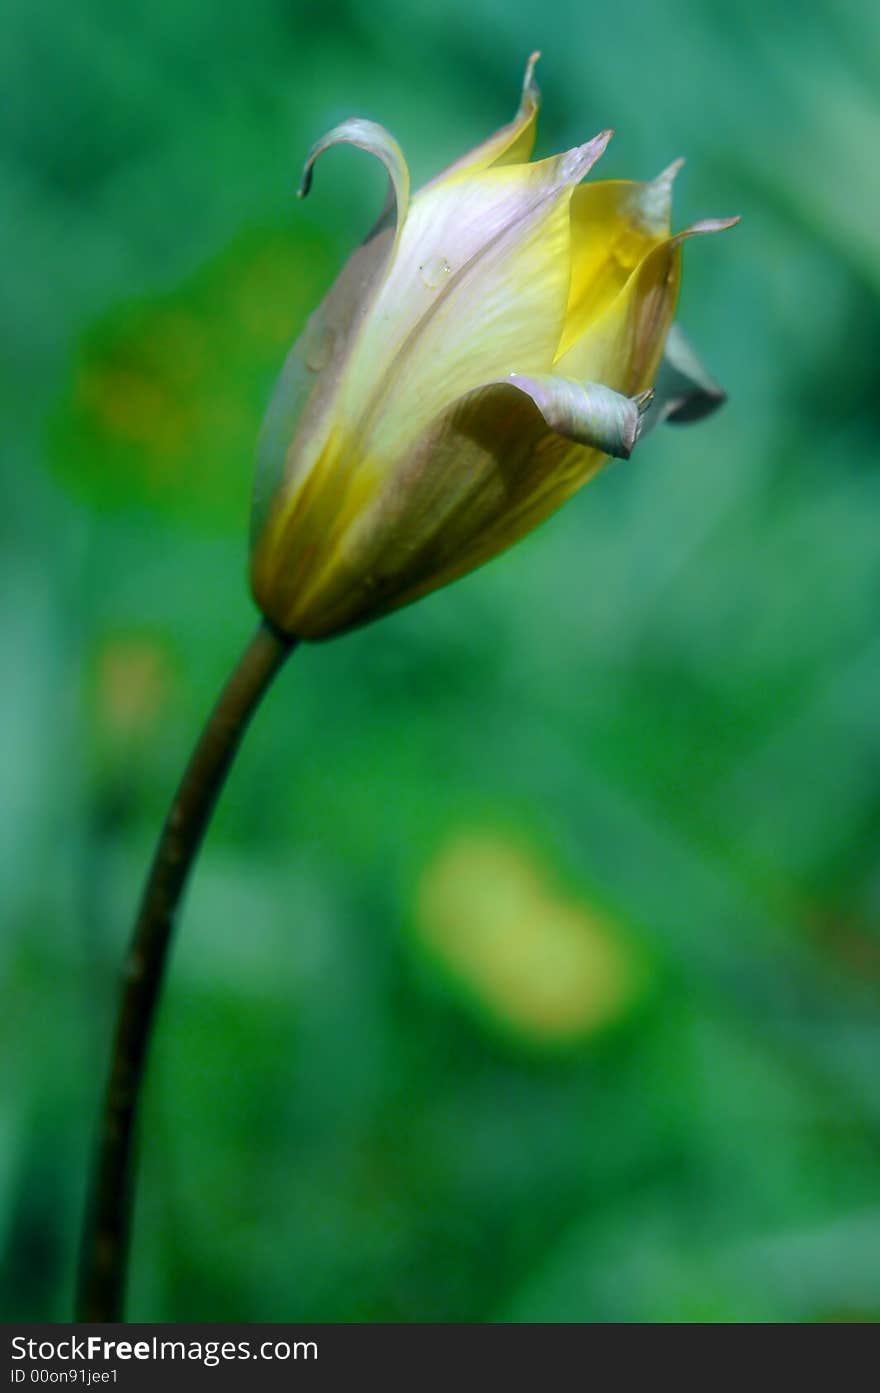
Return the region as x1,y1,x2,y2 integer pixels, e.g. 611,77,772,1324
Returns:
556,216,739,398
425,52,542,187
264,131,615,604
297,117,410,249
639,323,727,434
556,159,684,359
251,120,410,555
346,131,614,456
503,373,651,458
282,373,646,638
255,128,613,596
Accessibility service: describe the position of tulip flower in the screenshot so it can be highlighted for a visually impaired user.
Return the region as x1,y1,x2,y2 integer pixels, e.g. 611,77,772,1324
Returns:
251,53,737,639
78,57,739,1324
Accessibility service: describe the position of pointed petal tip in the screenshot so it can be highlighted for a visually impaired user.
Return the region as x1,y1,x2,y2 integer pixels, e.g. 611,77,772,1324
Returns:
524,50,542,86
658,155,686,182
648,156,686,199
562,128,614,182
626,389,655,454
516,51,541,120
636,158,686,233
676,214,741,241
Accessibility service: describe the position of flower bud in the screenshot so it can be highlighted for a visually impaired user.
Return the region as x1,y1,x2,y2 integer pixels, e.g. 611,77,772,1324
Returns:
250,54,737,639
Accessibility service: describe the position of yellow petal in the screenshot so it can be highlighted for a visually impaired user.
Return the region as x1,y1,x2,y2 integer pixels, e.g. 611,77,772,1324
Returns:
274,372,646,637
425,52,542,189
557,216,739,397
556,159,684,360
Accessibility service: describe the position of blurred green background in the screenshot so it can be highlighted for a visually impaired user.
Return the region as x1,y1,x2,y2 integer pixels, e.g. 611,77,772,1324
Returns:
3,0,880,1324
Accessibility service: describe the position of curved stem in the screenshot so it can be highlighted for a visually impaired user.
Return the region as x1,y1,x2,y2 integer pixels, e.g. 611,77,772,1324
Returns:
77,619,296,1322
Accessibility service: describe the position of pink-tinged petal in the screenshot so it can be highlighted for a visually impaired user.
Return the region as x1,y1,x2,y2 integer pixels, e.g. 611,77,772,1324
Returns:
297,117,410,246
502,373,651,458
346,130,615,448
639,323,727,434
276,373,646,638
425,51,542,187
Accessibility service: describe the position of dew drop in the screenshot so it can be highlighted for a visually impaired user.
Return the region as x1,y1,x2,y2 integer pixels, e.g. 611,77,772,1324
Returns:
418,255,452,290
302,314,334,371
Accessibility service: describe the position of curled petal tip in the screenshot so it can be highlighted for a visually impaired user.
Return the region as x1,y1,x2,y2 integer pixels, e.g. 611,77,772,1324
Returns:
297,157,315,199
296,118,410,217
495,374,646,460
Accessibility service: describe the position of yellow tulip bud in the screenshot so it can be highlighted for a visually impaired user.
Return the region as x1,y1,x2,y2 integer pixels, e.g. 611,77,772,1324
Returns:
250,54,737,639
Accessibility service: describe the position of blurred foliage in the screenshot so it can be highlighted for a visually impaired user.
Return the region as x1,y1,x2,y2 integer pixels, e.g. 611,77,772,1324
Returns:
54,224,335,526
2,0,880,1324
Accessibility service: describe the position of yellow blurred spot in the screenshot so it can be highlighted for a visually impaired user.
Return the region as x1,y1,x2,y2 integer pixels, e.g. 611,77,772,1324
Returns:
77,360,193,461
416,832,641,1045
54,224,336,528
97,638,174,743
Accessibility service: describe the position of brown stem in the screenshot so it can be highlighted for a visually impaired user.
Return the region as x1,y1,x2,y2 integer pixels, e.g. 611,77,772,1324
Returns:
77,619,295,1321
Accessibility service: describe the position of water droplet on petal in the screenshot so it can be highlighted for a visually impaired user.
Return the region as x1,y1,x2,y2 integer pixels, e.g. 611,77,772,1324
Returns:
419,255,452,290
302,314,334,371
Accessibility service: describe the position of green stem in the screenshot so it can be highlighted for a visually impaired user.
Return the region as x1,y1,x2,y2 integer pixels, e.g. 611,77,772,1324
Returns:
77,619,295,1321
